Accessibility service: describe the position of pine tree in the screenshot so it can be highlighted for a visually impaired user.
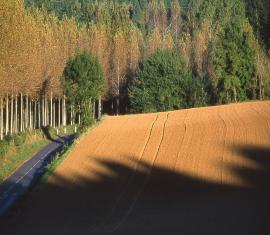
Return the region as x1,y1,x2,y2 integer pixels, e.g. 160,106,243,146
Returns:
211,21,256,103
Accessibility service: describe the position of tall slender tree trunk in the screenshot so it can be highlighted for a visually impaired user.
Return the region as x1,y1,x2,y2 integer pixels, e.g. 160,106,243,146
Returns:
58,96,61,128
98,96,102,119
259,75,263,100
10,95,14,134
20,93,23,132
15,95,18,133
71,104,73,125
45,95,48,126
63,96,66,134
34,101,37,129
53,100,56,128
92,101,95,120
29,99,32,130
44,96,46,126
25,95,29,129
38,101,41,129
233,87,237,103
0,97,3,140
78,105,81,125
41,96,44,127
50,92,53,127
46,96,49,127
5,94,9,136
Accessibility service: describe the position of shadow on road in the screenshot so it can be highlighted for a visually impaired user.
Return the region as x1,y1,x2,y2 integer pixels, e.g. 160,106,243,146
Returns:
1,145,270,235
41,126,70,144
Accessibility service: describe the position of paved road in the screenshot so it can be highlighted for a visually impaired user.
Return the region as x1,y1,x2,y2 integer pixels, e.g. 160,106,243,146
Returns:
0,134,75,217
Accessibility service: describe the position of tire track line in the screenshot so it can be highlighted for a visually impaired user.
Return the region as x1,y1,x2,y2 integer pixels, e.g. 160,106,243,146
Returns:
90,114,159,233
173,110,188,171
174,109,196,175
218,107,228,185
109,113,170,234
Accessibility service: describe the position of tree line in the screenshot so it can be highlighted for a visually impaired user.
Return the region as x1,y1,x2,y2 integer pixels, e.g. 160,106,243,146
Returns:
0,0,270,139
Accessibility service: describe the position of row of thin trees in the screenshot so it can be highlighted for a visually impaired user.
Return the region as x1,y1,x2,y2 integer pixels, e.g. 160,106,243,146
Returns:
0,94,69,140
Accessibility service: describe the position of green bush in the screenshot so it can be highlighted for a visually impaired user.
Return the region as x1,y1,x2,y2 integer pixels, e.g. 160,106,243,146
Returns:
4,134,14,144
14,132,28,147
0,141,9,159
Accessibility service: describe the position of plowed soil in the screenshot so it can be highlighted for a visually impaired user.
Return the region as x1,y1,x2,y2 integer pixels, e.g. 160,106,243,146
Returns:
2,101,270,235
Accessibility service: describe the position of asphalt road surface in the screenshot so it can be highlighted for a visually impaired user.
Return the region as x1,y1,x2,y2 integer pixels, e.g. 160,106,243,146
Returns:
0,134,75,217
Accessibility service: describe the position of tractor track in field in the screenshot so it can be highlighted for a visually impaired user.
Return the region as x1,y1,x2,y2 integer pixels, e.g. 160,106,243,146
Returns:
173,110,188,172
108,113,170,234
218,107,228,185
88,114,159,233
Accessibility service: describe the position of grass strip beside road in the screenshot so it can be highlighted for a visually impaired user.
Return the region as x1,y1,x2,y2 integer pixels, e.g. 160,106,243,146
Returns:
0,139,49,183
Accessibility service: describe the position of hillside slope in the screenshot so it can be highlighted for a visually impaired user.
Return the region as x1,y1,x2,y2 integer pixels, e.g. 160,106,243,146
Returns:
2,101,270,235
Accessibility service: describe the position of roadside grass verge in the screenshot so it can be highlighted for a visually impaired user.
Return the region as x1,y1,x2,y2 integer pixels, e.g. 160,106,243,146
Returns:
0,131,49,183
0,125,77,184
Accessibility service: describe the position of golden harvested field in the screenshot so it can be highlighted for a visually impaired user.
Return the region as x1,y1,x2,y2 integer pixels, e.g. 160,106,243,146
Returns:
2,101,270,235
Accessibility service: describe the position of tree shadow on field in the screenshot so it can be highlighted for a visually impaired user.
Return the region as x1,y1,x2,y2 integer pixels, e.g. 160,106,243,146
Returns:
1,145,270,235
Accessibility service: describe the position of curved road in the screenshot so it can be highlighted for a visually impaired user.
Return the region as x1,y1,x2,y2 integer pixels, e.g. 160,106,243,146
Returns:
0,134,75,217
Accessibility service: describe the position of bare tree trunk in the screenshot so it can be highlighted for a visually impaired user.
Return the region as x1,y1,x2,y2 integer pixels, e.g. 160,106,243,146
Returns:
46,96,49,126
58,96,61,128
20,93,23,132
10,95,14,134
25,95,29,129
34,100,37,129
41,96,44,127
259,75,263,100
39,100,41,128
37,101,40,129
0,97,3,140
63,95,66,133
15,95,18,133
233,87,237,103
44,95,47,126
78,105,81,125
5,94,9,136
92,101,95,120
44,95,46,126
53,100,56,128
89,98,92,114
71,104,73,125
29,99,32,130
50,92,53,127
98,96,102,119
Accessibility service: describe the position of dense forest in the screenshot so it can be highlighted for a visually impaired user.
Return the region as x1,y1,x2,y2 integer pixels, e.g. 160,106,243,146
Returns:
0,0,270,139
